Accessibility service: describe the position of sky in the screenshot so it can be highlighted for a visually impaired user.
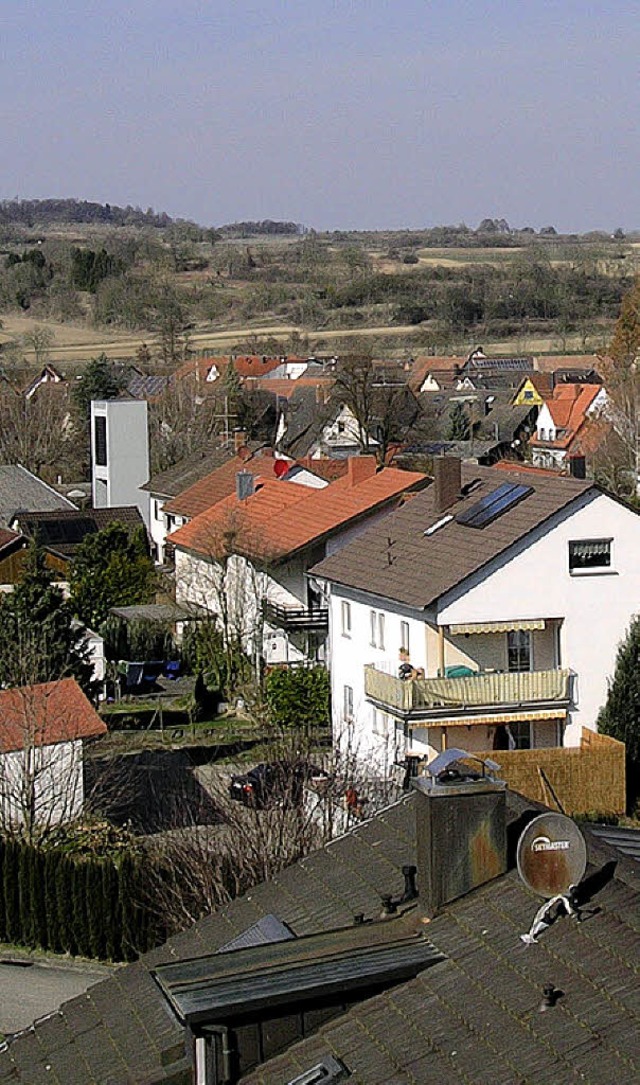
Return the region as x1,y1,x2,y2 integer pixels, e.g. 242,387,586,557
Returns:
1,1,639,232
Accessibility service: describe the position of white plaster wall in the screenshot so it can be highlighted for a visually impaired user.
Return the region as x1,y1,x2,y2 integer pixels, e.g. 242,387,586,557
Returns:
328,590,426,761
149,496,167,561
0,740,83,830
437,491,640,744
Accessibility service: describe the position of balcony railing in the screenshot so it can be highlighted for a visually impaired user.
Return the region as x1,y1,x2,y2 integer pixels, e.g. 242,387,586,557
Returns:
364,665,571,718
263,599,329,631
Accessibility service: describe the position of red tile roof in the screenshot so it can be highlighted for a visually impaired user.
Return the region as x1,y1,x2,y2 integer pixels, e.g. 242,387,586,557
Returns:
0,679,106,755
493,460,560,478
293,456,350,482
533,354,605,374
409,356,465,390
164,449,278,518
174,355,286,385
168,459,428,562
530,383,603,450
0,527,22,551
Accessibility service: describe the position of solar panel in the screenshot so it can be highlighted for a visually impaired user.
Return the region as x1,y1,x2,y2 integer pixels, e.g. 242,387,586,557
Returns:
456,482,533,529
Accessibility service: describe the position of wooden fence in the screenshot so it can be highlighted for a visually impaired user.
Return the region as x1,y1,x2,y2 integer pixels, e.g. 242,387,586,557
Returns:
479,729,626,816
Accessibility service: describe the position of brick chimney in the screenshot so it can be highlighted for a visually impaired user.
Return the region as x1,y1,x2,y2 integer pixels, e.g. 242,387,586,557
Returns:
433,456,462,513
347,455,377,487
233,429,248,454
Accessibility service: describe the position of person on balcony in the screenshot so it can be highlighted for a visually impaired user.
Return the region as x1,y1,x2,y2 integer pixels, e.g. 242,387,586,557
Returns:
398,648,424,681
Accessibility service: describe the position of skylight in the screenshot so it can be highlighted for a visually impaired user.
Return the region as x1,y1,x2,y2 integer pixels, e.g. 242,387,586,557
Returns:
455,482,533,529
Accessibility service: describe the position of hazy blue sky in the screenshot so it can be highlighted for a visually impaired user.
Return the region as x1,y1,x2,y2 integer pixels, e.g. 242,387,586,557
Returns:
1,1,638,231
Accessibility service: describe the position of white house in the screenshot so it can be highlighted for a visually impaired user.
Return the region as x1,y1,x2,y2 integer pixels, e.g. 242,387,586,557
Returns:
530,383,606,469
311,457,640,768
0,679,107,835
168,458,428,667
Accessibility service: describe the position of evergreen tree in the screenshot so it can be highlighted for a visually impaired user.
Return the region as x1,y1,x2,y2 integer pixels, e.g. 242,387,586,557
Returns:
598,617,640,808
447,402,471,441
0,546,97,698
70,523,156,630
72,353,126,418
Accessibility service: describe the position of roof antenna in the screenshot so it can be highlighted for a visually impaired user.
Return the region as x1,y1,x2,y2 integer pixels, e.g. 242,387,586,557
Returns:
516,812,587,945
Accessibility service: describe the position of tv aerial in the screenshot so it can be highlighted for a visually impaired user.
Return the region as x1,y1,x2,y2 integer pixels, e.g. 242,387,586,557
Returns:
516,812,587,945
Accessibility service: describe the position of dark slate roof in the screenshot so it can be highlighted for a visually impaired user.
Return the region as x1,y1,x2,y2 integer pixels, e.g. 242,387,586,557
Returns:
0,466,75,528
311,464,594,609
1,793,638,1085
127,374,171,400
142,445,261,499
278,386,338,458
15,507,145,559
589,824,640,863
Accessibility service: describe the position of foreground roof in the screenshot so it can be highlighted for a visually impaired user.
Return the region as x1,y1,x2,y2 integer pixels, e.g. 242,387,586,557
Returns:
311,464,593,609
1,791,638,1084
0,679,106,754
168,461,427,563
0,466,75,528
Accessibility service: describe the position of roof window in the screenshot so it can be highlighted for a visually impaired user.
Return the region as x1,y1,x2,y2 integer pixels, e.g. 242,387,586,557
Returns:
455,482,533,529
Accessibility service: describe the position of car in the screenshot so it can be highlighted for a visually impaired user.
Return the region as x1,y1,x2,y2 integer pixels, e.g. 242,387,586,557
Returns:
228,760,327,810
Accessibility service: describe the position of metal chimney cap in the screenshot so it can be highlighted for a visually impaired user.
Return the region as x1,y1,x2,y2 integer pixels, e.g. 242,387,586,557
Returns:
412,748,506,797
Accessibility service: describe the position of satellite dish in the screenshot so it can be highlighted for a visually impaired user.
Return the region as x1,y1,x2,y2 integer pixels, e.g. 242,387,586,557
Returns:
517,812,587,899
273,458,289,478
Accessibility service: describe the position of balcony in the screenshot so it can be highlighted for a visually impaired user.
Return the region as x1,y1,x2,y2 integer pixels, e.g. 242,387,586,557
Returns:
364,665,571,721
263,599,329,632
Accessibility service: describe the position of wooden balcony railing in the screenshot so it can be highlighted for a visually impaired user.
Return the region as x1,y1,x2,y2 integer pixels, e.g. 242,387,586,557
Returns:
263,600,329,631
364,665,571,717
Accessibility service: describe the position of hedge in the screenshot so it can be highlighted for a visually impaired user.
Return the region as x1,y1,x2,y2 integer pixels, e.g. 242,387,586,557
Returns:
0,837,159,962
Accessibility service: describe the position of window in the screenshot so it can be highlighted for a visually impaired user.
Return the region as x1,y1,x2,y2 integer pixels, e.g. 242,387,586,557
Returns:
509,721,531,750
154,499,163,521
569,538,612,574
343,685,354,721
507,630,532,673
372,707,390,738
341,601,351,637
94,416,107,466
370,610,385,649
400,621,410,653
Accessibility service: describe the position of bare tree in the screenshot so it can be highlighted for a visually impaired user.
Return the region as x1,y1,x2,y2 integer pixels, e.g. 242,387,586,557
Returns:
0,383,74,475
21,325,55,367
140,722,402,933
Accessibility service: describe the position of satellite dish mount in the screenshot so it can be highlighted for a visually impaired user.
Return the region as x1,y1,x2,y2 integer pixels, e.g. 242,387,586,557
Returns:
516,813,587,945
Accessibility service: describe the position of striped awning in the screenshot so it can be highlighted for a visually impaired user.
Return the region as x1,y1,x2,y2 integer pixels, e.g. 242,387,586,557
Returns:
429,708,566,728
448,619,546,635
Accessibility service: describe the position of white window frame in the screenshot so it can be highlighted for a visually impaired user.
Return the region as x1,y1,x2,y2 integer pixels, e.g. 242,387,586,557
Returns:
370,609,385,649
400,621,410,653
343,684,354,721
341,600,352,637
372,707,390,738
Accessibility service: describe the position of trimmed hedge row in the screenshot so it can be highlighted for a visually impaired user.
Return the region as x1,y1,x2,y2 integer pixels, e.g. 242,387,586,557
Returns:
0,837,159,962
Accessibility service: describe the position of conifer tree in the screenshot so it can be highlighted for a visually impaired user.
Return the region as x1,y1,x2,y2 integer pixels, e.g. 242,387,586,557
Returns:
0,545,97,698
598,616,640,808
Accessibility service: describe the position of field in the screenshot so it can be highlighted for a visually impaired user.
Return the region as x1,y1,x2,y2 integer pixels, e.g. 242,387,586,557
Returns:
0,218,634,367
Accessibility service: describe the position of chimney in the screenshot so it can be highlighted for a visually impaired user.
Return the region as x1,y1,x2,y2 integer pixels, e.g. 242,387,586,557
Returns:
236,471,255,501
315,384,323,404
347,455,377,487
412,754,507,917
433,456,462,513
233,429,248,454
